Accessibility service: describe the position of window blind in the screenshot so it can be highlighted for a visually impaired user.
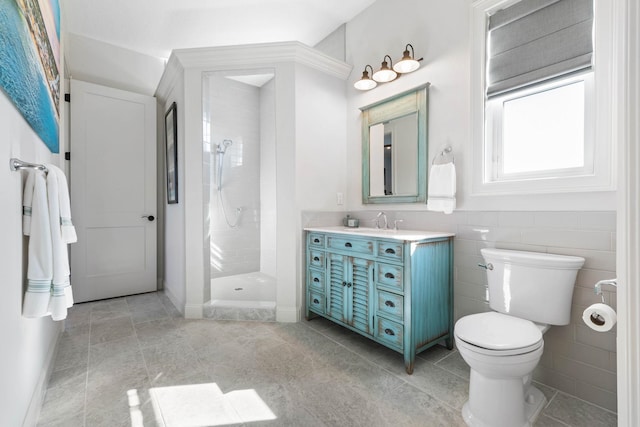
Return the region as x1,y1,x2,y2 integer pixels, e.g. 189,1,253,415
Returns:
486,0,593,98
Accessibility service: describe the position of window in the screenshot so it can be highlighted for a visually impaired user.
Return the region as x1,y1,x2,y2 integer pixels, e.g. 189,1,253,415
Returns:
485,73,594,182
471,0,614,196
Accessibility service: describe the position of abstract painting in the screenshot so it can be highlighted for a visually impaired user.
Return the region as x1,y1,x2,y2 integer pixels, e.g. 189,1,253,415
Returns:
0,0,60,153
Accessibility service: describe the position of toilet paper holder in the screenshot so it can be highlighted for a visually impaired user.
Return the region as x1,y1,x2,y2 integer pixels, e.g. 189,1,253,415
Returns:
594,278,617,303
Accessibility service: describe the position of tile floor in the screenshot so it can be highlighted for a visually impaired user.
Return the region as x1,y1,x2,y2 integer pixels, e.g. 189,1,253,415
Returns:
36,292,618,427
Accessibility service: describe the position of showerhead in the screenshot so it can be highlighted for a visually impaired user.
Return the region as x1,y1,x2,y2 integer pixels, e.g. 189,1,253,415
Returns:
217,139,233,154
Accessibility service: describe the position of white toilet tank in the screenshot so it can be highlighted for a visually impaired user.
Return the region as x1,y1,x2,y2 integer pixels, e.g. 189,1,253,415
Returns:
481,248,585,325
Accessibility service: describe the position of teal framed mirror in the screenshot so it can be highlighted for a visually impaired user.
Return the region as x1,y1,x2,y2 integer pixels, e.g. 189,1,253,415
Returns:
360,84,429,204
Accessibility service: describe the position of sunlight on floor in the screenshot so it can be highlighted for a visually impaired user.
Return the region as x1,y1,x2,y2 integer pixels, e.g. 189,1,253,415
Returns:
128,383,276,426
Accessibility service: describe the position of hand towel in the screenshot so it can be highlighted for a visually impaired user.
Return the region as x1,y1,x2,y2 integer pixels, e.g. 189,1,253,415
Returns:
427,162,456,214
52,166,77,243
22,170,36,235
22,171,54,318
45,164,74,320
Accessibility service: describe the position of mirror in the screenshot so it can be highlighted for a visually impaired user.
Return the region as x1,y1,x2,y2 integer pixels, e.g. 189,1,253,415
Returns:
360,84,429,204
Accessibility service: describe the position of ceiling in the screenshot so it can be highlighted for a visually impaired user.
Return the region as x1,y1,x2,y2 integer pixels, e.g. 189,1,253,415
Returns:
61,0,376,59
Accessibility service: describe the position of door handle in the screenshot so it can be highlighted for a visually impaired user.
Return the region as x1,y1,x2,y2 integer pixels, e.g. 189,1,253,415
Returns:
142,215,155,222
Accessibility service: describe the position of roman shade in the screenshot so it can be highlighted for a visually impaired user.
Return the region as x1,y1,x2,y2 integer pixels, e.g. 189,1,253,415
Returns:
486,0,593,98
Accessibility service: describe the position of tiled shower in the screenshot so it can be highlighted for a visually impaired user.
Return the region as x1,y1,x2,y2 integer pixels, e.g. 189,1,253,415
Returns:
202,70,278,317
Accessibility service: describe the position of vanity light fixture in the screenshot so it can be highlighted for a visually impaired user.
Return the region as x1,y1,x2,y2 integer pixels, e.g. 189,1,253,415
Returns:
372,55,398,83
393,44,422,73
354,44,422,90
354,64,378,90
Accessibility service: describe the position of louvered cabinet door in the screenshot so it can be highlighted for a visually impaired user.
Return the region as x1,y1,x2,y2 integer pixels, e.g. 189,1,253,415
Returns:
347,257,374,334
327,253,347,322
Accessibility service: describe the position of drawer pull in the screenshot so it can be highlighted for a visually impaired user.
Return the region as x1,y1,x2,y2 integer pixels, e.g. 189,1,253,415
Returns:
313,298,319,304
384,272,395,279
384,328,395,336
345,242,352,248
385,248,396,254
313,238,320,243
313,256,320,262
385,300,395,308
313,277,319,283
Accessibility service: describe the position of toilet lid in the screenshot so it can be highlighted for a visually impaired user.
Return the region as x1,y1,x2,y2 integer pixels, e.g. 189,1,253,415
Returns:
455,312,542,351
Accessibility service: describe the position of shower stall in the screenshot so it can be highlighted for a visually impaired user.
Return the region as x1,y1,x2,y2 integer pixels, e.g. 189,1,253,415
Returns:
202,69,277,320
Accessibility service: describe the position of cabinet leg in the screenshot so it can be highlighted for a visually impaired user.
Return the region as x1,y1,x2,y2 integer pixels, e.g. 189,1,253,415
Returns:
445,336,454,350
405,364,414,375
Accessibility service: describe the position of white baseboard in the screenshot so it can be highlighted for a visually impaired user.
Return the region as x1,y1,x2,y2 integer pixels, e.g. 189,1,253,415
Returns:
162,281,184,316
184,304,204,319
276,306,300,323
22,323,63,427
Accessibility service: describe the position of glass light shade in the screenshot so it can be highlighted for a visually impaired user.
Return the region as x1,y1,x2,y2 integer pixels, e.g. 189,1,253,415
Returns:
354,77,377,90
372,69,397,82
354,66,377,90
372,56,397,83
393,58,420,73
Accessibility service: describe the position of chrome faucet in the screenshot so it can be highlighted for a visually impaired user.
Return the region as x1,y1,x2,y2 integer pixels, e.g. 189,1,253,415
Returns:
375,211,388,229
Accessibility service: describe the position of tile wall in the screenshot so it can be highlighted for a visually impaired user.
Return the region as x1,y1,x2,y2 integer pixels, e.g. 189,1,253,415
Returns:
302,210,618,412
206,74,262,279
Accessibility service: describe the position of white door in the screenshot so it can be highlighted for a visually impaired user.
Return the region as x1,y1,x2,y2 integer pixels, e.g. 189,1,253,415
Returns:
70,79,157,302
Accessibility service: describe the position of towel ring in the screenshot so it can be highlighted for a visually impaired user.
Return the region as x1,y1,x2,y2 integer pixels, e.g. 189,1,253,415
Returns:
432,146,455,165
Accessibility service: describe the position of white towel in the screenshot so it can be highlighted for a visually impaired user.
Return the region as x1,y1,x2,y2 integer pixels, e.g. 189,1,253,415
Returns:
22,170,35,235
427,163,457,214
45,164,75,320
23,171,54,318
52,166,77,244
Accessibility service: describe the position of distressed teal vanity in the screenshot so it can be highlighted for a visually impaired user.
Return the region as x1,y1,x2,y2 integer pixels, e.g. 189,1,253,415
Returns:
304,226,454,374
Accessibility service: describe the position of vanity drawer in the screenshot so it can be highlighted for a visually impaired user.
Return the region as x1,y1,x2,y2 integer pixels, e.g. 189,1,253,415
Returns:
309,250,325,268
377,290,404,321
327,236,374,256
308,291,325,314
307,269,325,292
376,317,404,351
308,233,325,248
377,241,403,262
376,263,404,292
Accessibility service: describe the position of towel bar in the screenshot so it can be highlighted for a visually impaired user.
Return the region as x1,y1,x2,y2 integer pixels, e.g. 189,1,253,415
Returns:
9,158,48,173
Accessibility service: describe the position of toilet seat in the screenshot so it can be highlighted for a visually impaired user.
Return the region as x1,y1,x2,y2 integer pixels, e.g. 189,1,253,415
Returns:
455,312,543,356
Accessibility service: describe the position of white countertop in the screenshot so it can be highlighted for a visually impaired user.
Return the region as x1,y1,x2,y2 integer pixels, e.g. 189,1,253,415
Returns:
304,226,455,241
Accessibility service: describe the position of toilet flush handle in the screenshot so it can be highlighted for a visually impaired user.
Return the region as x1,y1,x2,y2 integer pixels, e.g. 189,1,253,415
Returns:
478,263,493,270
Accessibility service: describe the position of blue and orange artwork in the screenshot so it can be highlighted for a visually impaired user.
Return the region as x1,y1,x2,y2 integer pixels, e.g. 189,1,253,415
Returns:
0,0,60,153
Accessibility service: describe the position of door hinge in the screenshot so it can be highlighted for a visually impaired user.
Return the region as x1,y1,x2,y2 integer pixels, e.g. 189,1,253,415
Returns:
65,152,71,161
64,94,70,102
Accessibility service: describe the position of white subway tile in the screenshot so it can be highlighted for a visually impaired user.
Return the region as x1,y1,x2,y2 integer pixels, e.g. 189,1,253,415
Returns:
573,382,617,413
466,211,499,227
532,366,576,396
575,325,616,352
497,211,535,228
577,212,616,231
550,340,616,373
553,357,616,392
546,248,616,271
534,212,579,228
521,229,612,251
454,282,488,301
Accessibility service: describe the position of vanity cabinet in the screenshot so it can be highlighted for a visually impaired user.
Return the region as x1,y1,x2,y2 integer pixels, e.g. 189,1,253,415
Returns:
305,227,454,374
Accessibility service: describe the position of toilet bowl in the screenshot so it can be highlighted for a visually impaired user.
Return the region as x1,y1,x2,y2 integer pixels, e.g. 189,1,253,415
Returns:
455,248,584,427
455,312,546,427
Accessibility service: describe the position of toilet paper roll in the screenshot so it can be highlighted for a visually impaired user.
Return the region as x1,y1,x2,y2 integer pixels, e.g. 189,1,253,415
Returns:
582,303,617,332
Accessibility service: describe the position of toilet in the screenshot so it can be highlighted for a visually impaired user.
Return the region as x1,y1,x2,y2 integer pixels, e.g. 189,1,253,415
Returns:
454,248,584,427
